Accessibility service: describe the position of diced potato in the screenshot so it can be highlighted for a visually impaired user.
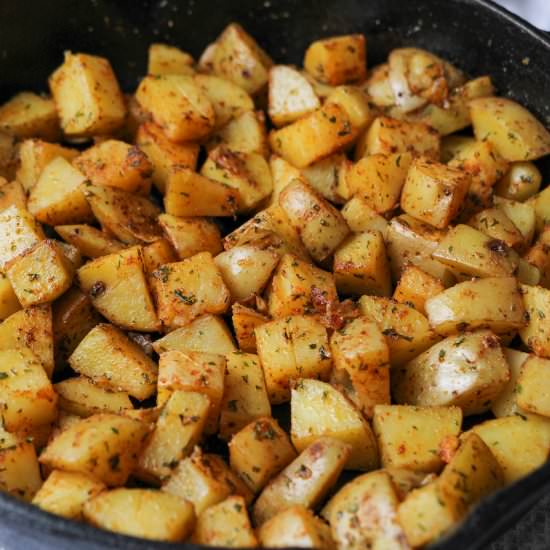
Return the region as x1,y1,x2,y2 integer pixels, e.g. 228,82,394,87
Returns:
77,245,160,332
259,506,334,549
211,23,273,95
341,196,389,236
529,185,550,234
193,495,257,547
6,239,74,307
470,97,550,161
519,284,550,358
494,196,536,247
304,35,366,85
323,470,408,550
524,229,550,287
201,146,272,212
54,224,124,259
372,404,462,472
0,132,17,180
83,183,162,244
148,43,194,76
84,488,195,541
393,265,445,314
268,65,321,127
157,350,225,433
495,161,542,201
0,92,59,140
491,348,530,418
49,52,126,136
69,323,158,400
136,74,215,142
359,295,439,366
333,230,391,297
0,273,21,321
469,207,524,250
253,437,351,525
141,239,177,276
135,122,199,194
150,252,230,330
0,178,26,212
469,414,550,483
153,315,235,356
256,315,332,404
325,86,371,132
219,352,271,440
40,413,149,486
515,356,550,416
164,169,238,218
198,42,217,73
299,153,347,204
291,379,378,471
137,390,209,483
232,304,269,352
55,376,133,417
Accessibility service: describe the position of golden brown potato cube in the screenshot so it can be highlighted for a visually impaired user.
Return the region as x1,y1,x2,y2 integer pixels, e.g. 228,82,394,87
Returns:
372,404,462,472
193,496,257,547
301,153,349,204
151,252,230,330
253,437,351,525
229,417,297,494
259,506,334,550
323,470,407,550
341,196,389,235
49,52,126,136
359,295,439,366
469,415,550,483
0,92,59,140
333,231,391,297
232,304,269,352
0,273,21,321
212,23,273,95
393,265,445,314
357,116,440,160
304,34,366,85
0,304,54,377
0,178,26,212
74,140,152,195
153,314,236,355
84,488,195,541
401,156,470,229
529,185,550,234
0,132,17,180
33,470,105,519
136,74,215,142
346,152,412,214
6,239,73,307
77,245,160,332
519,284,550,358
268,155,308,206
269,102,356,168
54,224,124,259
469,207,524,250
524,229,550,287
495,161,542,202
158,213,222,260
219,352,271,440
0,205,45,270
256,316,332,404
141,239,177,276
425,276,525,336
148,43,195,76
135,122,199,194
215,246,280,303
83,183,162,244
137,390,210,483
201,146,272,212
291,379,378,471
279,180,349,263
516,356,550,416
164,169,238,218
0,429,42,501
470,97,550,161
268,65,320,127
491,348,530,418
432,224,519,278
40,413,149,486
0,348,56,432
69,323,157,400
55,376,133,417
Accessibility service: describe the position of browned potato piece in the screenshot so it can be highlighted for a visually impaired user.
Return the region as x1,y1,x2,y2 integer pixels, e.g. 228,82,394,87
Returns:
49,52,126,137
0,92,59,140
0,132,17,180
301,153,348,204
148,43,194,76
495,161,542,202
252,437,351,525
232,304,270,352
515,356,550,417
69,323,158,400
0,273,21,321
491,348,530,418
212,23,273,95
341,196,389,235
150,252,230,330
372,404,462,472
469,207,524,250
135,122,199,194
529,185,550,234
83,184,162,244
54,224,124,258
393,265,445,314
304,35,366,85
77,246,160,332
0,178,26,212
141,239,178,276
158,214,222,260
135,74,215,142
519,284,550,358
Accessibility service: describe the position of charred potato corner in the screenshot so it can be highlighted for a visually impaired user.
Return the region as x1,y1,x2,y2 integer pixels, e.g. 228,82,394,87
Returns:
0,21,550,548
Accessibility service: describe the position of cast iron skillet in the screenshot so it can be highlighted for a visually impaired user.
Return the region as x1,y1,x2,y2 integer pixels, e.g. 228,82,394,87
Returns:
0,0,549,548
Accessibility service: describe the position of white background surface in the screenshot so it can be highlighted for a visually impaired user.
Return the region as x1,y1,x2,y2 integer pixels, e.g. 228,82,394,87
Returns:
497,0,550,30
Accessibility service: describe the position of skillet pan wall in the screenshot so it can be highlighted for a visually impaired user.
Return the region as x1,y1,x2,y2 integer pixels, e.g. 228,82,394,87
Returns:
0,0,550,548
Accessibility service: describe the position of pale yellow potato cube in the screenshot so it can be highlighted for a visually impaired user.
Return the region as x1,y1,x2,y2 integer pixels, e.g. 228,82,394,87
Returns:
495,161,542,202
54,224,124,259
492,348,530,418
0,178,26,212
516,355,550,416
341,196,389,235
148,43,194,76
232,304,269,353
0,273,21,321
393,265,445,314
